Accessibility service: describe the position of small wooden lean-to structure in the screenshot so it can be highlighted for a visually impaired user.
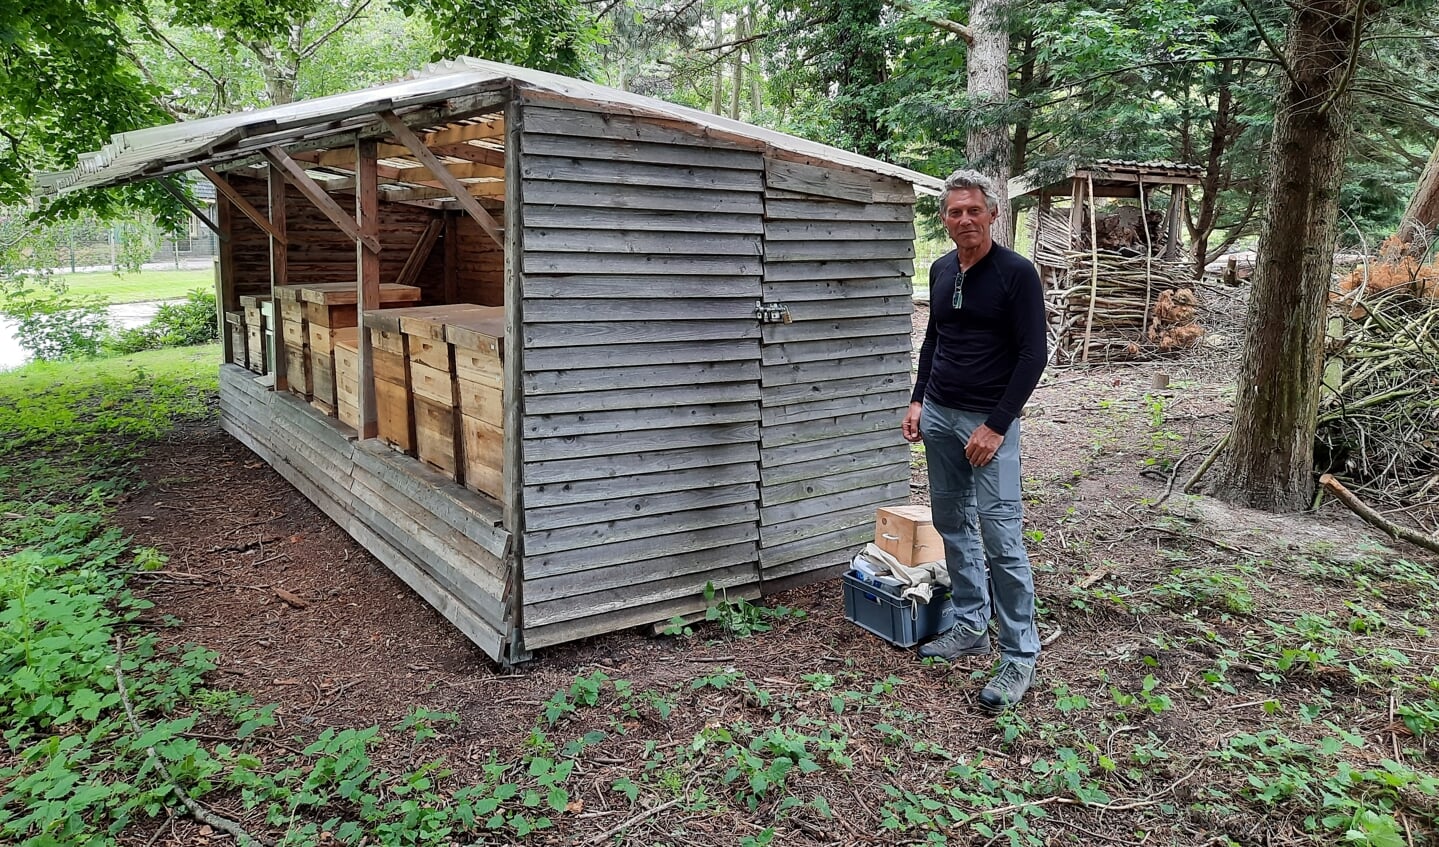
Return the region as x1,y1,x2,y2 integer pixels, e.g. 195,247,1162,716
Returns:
38,58,941,664
1009,160,1204,363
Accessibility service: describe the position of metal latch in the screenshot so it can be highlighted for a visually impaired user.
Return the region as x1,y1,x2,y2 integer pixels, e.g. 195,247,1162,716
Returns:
755,300,792,324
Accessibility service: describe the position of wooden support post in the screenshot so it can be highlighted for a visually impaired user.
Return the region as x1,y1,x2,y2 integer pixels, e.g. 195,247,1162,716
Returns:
1164,185,1186,261
357,138,381,440
395,218,443,289
379,110,505,248
1138,176,1153,337
443,212,460,304
216,192,237,365
268,166,289,391
1081,174,1100,363
1067,176,1086,245
200,166,287,245
501,95,529,666
264,145,382,254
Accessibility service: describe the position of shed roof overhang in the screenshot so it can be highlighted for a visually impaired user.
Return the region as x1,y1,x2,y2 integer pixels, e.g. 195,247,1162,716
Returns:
1008,159,1204,201
36,57,943,199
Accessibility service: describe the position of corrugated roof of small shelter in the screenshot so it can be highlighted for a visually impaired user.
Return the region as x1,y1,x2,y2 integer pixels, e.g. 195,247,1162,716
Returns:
36,57,942,197
1008,159,1204,199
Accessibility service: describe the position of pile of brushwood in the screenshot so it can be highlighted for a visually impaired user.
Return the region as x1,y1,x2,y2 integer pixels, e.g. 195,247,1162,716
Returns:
1319,282,1439,534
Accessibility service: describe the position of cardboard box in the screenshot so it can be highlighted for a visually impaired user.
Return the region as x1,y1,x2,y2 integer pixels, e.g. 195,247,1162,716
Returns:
875,505,944,565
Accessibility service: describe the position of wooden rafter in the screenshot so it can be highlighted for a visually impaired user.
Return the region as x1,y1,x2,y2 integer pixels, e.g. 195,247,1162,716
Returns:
295,141,504,172
380,110,504,247
200,166,287,245
395,218,443,289
263,145,381,253
157,177,224,239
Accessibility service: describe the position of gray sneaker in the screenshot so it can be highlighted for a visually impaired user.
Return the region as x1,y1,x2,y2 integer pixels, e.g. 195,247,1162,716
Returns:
917,626,991,660
978,660,1035,712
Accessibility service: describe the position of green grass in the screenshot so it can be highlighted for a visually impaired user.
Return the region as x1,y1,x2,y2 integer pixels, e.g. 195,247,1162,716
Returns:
9,268,215,306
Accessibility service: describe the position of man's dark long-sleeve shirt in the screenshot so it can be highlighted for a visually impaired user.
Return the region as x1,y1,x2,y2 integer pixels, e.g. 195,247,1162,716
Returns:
910,244,1047,435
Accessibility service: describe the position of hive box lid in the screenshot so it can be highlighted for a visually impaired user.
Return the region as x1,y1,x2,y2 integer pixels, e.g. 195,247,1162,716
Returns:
292,282,422,306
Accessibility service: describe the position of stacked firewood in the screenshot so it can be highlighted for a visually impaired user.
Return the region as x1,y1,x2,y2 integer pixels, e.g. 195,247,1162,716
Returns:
1318,286,1439,533
1030,209,1199,362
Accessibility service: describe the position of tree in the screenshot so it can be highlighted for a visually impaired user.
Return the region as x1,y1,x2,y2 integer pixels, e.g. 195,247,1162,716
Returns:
1387,136,1439,259
1212,0,1398,511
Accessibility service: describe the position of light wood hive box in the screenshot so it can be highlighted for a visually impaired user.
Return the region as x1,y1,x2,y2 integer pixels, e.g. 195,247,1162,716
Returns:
298,283,421,414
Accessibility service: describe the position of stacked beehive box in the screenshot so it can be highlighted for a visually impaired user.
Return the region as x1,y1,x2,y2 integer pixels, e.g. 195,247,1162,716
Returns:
301,283,421,414
275,286,311,396
447,309,505,500
331,327,361,431
224,311,246,367
239,295,271,375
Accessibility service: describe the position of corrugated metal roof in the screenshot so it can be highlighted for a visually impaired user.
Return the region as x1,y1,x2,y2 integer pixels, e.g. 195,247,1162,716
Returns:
1007,158,1205,199
36,57,942,196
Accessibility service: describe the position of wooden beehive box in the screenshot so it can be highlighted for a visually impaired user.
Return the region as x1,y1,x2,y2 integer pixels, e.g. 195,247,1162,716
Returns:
274,286,311,397
363,309,418,454
445,307,505,500
331,327,361,431
396,305,493,481
239,295,271,374
299,283,421,414
224,311,246,367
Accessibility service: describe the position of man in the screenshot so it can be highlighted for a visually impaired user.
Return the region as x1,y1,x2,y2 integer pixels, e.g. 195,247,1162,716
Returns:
901,168,1047,711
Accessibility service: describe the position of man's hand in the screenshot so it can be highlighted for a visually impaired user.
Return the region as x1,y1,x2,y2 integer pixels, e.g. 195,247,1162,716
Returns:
965,424,1004,466
902,402,923,443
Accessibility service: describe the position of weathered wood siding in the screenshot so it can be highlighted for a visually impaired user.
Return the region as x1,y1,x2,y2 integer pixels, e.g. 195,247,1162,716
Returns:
218,364,515,660
515,102,768,649
454,215,504,305
227,175,447,302
757,160,915,583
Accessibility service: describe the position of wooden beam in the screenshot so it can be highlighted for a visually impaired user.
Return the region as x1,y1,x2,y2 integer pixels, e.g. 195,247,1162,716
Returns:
268,165,289,392
396,218,443,289
443,212,459,303
158,178,224,239
429,143,505,168
357,139,381,440
263,145,381,253
381,110,504,248
200,166,287,245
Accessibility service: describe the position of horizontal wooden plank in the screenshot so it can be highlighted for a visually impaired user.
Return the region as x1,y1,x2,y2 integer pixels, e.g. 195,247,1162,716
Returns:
523,298,758,323
762,428,909,469
763,258,914,282
765,220,915,241
345,519,507,661
523,401,758,438
524,561,760,628
522,179,765,215
524,381,760,415
767,296,910,323
761,463,910,507
761,334,911,366
523,251,763,276
761,388,910,427
521,105,760,152
760,522,874,569
525,521,760,579
525,501,757,556
522,155,765,191
762,277,913,302
761,409,898,448
761,371,909,407
760,314,913,344
526,359,760,395
350,441,509,559
762,444,909,489
523,542,756,606
759,545,854,583
761,351,910,388
523,319,760,348
525,461,758,508
523,227,762,256
765,158,873,203
522,132,764,170
220,415,274,465
764,198,915,222
761,497,902,547
760,481,909,528
526,481,756,532
523,205,763,235
765,239,916,263
523,274,759,300
523,421,759,462
525,339,757,370
520,581,760,650
522,442,759,486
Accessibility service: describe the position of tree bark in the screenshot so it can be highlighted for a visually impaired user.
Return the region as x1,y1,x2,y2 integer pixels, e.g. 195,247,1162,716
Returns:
966,0,1012,247
1212,0,1362,512
1188,60,1235,275
1388,137,1439,259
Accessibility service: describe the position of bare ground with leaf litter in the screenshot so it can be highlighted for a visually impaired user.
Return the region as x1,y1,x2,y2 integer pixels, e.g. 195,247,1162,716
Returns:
102,300,1439,847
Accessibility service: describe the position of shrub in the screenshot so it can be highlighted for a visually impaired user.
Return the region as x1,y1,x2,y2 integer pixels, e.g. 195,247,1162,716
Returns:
105,288,218,354
0,287,111,362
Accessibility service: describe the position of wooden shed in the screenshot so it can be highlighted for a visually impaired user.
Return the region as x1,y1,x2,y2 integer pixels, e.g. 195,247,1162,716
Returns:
37,58,942,664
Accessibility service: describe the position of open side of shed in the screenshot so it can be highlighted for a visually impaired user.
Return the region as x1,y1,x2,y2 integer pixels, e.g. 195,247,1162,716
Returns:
38,59,940,665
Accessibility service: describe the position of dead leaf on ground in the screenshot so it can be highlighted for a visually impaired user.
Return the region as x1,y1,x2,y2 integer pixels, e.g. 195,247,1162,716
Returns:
274,587,309,609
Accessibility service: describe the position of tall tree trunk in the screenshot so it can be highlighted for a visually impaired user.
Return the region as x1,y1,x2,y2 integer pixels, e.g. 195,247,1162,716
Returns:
1009,32,1035,240
967,0,1012,247
1213,0,1362,511
1188,60,1235,275
1388,138,1439,259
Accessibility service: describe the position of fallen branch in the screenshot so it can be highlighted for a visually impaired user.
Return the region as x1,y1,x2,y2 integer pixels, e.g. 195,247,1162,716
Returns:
113,636,270,847
1182,432,1230,494
1318,474,1439,555
1151,451,1193,508
586,792,689,845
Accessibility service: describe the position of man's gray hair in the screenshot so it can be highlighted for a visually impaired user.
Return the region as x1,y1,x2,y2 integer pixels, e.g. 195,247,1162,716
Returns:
940,169,1001,214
